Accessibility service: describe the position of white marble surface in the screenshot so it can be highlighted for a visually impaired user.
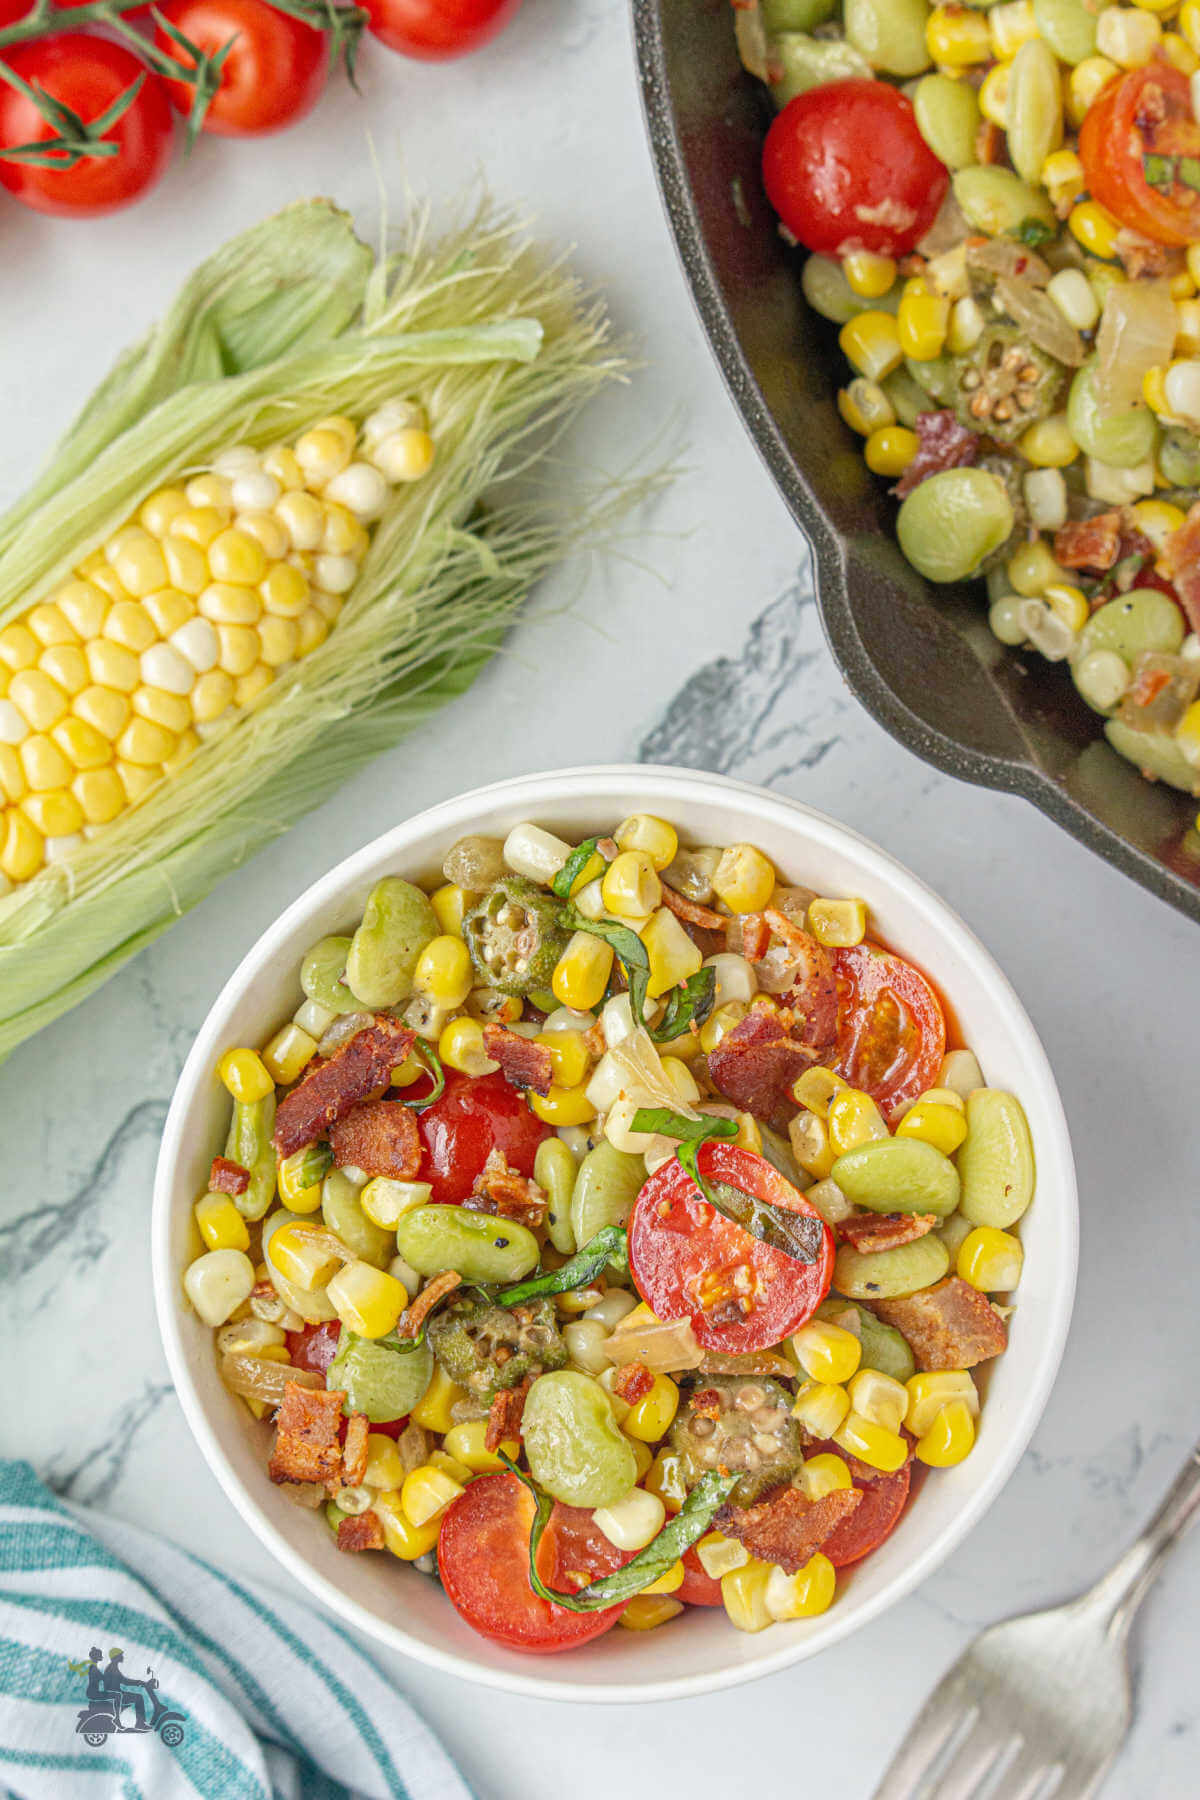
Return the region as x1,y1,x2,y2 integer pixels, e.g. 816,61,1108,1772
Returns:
3,2,1200,1795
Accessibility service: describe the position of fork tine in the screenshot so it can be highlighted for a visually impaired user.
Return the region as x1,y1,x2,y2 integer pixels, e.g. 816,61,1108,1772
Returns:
871,1691,980,1799
927,1730,1020,1800
1004,1753,1064,1800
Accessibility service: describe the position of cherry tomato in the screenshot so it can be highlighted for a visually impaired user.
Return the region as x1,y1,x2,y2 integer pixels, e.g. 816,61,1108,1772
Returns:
1079,62,1200,248
628,1143,833,1356
438,1471,631,1652
761,79,948,258
364,0,522,60
416,1068,549,1205
0,35,173,217
154,0,326,137
677,1544,723,1607
809,1441,913,1568
285,1320,342,1375
830,943,946,1127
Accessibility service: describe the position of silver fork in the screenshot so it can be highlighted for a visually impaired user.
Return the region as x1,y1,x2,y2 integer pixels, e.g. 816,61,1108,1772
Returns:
872,1440,1200,1800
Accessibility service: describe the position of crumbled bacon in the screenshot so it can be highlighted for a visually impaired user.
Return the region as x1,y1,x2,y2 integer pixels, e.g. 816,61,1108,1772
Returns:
689,1387,723,1421
337,1510,386,1553
893,411,980,499
873,1277,1008,1370
611,1363,654,1406
273,1016,415,1158
482,1024,553,1096
341,1412,370,1488
1054,512,1124,573
705,997,815,1128
716,1484,863,1574
397,1269,461,1340
208,1155,249,1196
329,1099,421,1180
1116,228,1173,281
463,1147,547,1228
268,1382,347,1489
975,120,1006,166
740,913,772,963
583,1022,607,1058
659,883,727,933
485,1375,533,1452
765,910,838,1052
1164,504,1200,636
838,1212,938,1255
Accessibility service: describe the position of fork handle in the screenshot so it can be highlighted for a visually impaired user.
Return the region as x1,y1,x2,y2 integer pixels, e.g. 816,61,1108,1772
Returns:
1080,1440,1200,1642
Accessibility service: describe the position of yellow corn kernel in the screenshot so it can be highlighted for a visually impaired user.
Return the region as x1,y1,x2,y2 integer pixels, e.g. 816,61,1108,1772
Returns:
765,1552,837,1621
905,1370,980,1438
296,609,329,657
362,1433,406,1492
140,486,188,536
276,1147,326,1213
186,473,233,512
642,905,703,1000
847,1368,908,1434
1,810,43,880
989,0,1037,57
551,931,614,1011
843,250,897,299
536,1028,589,1089
660,1055,701,1108
0,746,25,803
270,1222,342,1291
37,648,87,700
431,882,470,937
275,490,326,552
792,1319,862,1385
863,425,919,478
602,848,662,919
327,1260,407,1338
116,761,160,804
442,1419,520,1474
113,541,168,601
21,734,73,792
359,1177,430,1229
55,581,109,640
163,535,209,595
88,565,127,606
1020,414,1079,468
789,1110,835,1181
833,1411,908,1473
21,788,82,837
711,842,775,913
1181,0,1200,51
838,377,896,437
698,1001,746,1054
958,1224,1024,1291
103,600,157,654
838,310,904,382
117,716,177,768
614,812,678,869
1067,55,1119,126
9,669,69,733
373,1490,441,1561
695,1531,749,1579
72,767,124,826
827,1087,889,1156
413,934,473,1008
85,639,139,694
792,1380,851,1438
142,588,193,639
438,1016,499,1078
132,686,191,734
618,1595,684,1630
240,511,290,562
263,444,305,490
1175,299,1200,358
622,1374,680,1443
320,502,370,558
0,623,40,673
194,1192,251,1253
235,665,274,711
26,603,76,648
798,1453,853,1502
928,3,992,61
400,1464,465,1528
170,505,227,550
262,1021,318,1086
791,1066,848,1118
896,1099,968,1154
1132,498,1188,551
636,1558,684,1598
218,1046,274,1104
410,1364,469,1435
529,1083,597,1127
644,1447,688,1515
191,669,236,723
1178,699,1200,762
1069,200,1121,260
897,287,950,363
1171,272,1197,304
212,529,269,587
295,423,353,486
721,1559,774,1633
1143,364,1171,417
1041,582,1091,634
374,427,435,482
51,716,109,772
916,1397,976,1466
1041,147,1085,211
257,616,298,668
199,582,262,628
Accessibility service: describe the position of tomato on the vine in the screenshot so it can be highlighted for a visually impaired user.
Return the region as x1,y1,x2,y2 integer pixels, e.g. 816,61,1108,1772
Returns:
154,0,327,137
364,0,522,61
1079,62,1200,248
0,35,173,216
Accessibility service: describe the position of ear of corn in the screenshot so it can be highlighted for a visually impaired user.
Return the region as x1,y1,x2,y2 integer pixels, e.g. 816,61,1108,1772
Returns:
0,198,640,1060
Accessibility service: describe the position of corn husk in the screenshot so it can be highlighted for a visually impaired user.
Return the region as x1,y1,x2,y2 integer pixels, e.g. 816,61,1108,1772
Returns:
0,197,633,1059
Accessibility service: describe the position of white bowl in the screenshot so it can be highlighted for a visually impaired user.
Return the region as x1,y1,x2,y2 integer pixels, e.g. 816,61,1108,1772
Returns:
153,764,1077,1702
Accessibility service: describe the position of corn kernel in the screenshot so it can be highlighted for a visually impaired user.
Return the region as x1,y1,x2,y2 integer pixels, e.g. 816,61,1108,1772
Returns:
163,536,209,595
611,813,677,871
827,1087,889,1156
0,808,42,880
792,1380,851,1438
21,788,82,838
88,565,127,605
140,486,188,536
371,427,435,482
438,1016,500,1078
644,1447,688,1515
843,250,897,299
1067,56,1120,127
413,933,473,1009
195,1192,251,1252
85,639,139,694
34,647,86,699
263,444,305,490
51,716,110,770
117,716,177,767
185,473,234,513
140,588,192,639
113,540,168,600
551,930,614,1011
0,745,25,802
262,1021,318,1086
1132,498,1188,551
721,1559,773,1633
618,1595,684,1630
838,377,896,437
72,766,124,825
327,1260,407,1338
989,0,1037,58
218,1047,274,1104
905,1370,980,1438
791,1066,848,1118
116,761,160,803
622,1374,680,1442
296,609,329,657
56,580,109,640
8,668,69,734
410,1363,468,1435
698,1000,746,1054
958,1224,1024,1291
696,1531,750,1579
1069,200,1121,260
373,1490,441,1560
789,1109,835,1181
442,1419,519,1474
296,424,353,486
529,1083,597,1127
1096,4,1161,66
798,1453,853,1501
21,734,73,792
765,1553,836,1621
536,1027,589,1090
897,286,950,362
847,1368,908,1434
711,842,775,913
916,1397,976,1466
1041,148,1086,211
320,501,370,558
896,1099,969,1154
838,311,904,382
26,603,76,649
1020,414,1079,468
273,1145,326,1213
401,1463,465,1528
602,848,662,920
170,505,227,550
132,687,191,734
792,1319,861,1385
928,4,992,61
429,883,469,939
0,623,39,673
833,1411,908,1473
641,905,702,1000
864,426,919,477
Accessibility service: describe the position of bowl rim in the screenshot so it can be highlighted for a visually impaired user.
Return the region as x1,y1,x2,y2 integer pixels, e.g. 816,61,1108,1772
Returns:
153,763,1078,1703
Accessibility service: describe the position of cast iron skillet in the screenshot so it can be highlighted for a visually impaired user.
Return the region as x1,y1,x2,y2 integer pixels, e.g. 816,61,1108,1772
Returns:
633,0,1200,922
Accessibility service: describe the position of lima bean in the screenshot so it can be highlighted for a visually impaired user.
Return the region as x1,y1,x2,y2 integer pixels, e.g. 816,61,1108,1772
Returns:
1079,590,1186,667
395,1205,539,1284
883,363,932,427
844,0,932,76
569,1139,646,1252
1158,427,1200,488
225,1094,276,1222
936,1210,975,1260
328,1332,433,1422
772,34,872,106
1033,0,1097,64
536,1137,578,1256
803,255,900,325
1104,719,1199,792
521,1370,638,1508
300,936,356,1015
957,1090,1035,1228
913,74,980,171
834,1234,950,1300
762,0,836,29
952,166,1055,239
1067,359,1159,469
345,877,438,1009
262,1209,338,1324
322,1170,393,1269
897,469,1015,584
820,1298,915,1382
1007,40,1063,185
832,1137,961,1218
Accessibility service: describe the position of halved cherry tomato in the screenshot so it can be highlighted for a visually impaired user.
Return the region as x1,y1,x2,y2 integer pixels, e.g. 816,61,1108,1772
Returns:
830,944,946,1126
810,1441,913,1568
154,0,327,137
416,1068,549,1205
1079,63,1200,248
438,1471,631,1652
286,1319,342,1375
761,79,948,258
364,0,522,61
628,1143,833,1355
677,1544,723,1607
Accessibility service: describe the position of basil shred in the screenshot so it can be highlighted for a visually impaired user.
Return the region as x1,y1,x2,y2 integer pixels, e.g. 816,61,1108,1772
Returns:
633,1107,823,1264
550,837,601,899
500,1459,738,1612
556,904,716,1043
396,1039,445,1110
493,1226,629,1304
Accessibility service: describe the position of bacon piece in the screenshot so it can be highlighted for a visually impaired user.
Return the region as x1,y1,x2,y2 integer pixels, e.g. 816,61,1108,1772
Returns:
1116,227,1173,281
208,1155,249,1196
765,910,838,1052
1054,512,1123,573
893,411,980,499
716,1484,863,1574
659,882,727,933
740,913,771,963
482,1023,553,1096
337,1510,386,1553
341,1412,370,1488
611,1363,654,1406
329,1099,421,1180
273,1016,415,1158
705,998,815,1128
1164,504,1200,636
398,1269,461,1340
838,1211,938,1255
975,119,1006,166
463,1147,547,1228
873,1276,1008,1371
268,1382,346,1489
485,1375,533,1452
583,1022,607,1058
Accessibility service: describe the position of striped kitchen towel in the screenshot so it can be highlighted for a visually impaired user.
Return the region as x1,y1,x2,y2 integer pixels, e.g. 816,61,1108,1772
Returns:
0,1461,474,1800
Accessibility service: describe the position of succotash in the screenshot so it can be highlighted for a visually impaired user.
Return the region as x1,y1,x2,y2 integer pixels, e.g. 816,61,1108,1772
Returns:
0,404,434,885
182,815,1036,1651
738,0,1200,811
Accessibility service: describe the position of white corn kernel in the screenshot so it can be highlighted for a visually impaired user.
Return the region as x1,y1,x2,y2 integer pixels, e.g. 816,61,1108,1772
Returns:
0,699,28,744
1074,648,1130,710
44,832,84,863
502,821,572,883
140,643,195,696
1023,468,1068,532
232,470,281,513
1016,598,1076,661
594,1488,667,1552
325,462,390,519
363,398,422,443
1085,458,1156,504
563,1318,614,1374
1164,360,1200,428
313,554,358,595
170,616,220,673
703,951,758,1006
939,1049,984,1096
211,446,259,477
1047,268,1099,332
184,1248,256,1327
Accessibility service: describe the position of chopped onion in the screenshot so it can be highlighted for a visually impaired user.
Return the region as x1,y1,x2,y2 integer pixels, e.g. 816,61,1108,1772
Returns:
966,238,1051,288
220,1353,321,1404
994,276,1085,367
602,1311,704,1374
1095,279,1177,413
698,1350,796,1378
585,1026,699,1119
